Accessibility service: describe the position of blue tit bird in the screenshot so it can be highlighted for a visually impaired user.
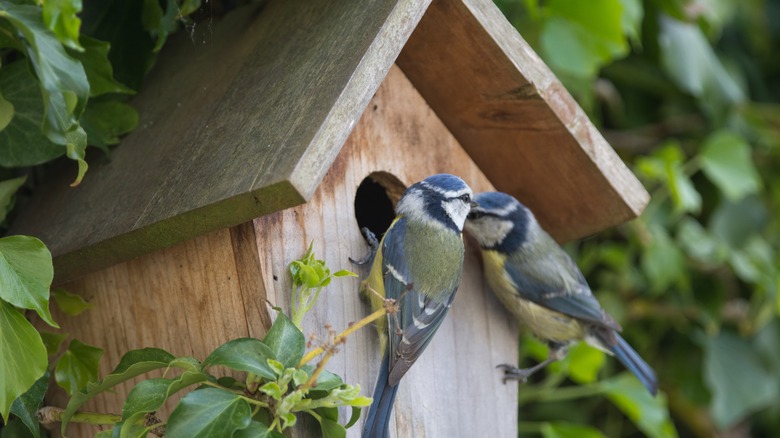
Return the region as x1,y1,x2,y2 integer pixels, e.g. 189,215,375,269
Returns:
464,192,658,395
359,174,476,438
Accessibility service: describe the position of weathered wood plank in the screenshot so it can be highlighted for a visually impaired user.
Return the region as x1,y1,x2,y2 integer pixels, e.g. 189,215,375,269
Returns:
255,66,518,437
42,224,270,437
397,0,650,242
11,0,432,283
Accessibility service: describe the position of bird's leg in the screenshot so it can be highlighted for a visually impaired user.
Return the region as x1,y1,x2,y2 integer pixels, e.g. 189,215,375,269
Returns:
497,344,569,383
349,227,379,265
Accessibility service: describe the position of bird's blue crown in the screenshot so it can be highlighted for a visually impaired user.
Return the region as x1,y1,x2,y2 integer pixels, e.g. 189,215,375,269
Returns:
397,174,472,232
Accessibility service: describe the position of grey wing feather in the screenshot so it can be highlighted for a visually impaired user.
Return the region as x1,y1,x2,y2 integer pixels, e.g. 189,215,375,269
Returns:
505,239,619,330
380,218,460,385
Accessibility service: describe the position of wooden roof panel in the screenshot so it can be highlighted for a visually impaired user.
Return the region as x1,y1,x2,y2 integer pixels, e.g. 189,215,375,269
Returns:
398,0,649,242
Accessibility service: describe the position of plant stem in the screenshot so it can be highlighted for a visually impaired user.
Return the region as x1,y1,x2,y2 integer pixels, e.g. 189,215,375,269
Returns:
37,406,120,426
298,307,387,367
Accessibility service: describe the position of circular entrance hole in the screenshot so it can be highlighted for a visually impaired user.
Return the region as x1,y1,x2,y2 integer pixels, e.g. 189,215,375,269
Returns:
354,172,407,239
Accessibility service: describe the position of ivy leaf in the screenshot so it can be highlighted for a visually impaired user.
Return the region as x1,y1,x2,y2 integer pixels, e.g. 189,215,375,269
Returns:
55,339,104,396
704,331,779,428
0,235,56,327
659,16,744,118
166,388,252,437
540,0,627,78
42,0,83,51
51,288,93,316
80,99,139,151
120,371,210,436
641,226,688,294
72,36,134,97
300,366,344,393
332,270,358,278
263,313,306,369
61,348,175,434
602,374,677,438
39,330,68,356
541,422,607,438
203,338,277,380
234,420,285,438
0,61,64,167
562,343,605,384
698,131,762,201
314,411,347,438
141,0,179,52
9,371,48,438
0,176,27,224
0,2,90,175
0,90,13,131
0,300,47,423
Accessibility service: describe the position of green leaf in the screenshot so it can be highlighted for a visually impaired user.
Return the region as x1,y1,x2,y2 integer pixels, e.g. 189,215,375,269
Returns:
619,0,642,45
0,300,47,423
704,331,778,428
9,371,48,438
0,235,56,327
39,330,68,356
0,176,26,224
640,226,688,294
332,270,358,278
0,90,13,131
259,382,282,400
203,338,277,380
540,0,628,78
676,218,727,264
0,61,64,167
541,422,607,438
659,16,743,117
168,356,202,372
698,131,762,200
141,0,179,52
51,288,93,316
0,2,90,163
61,348,175,434
166,388,252,437
602,374,678,438
263,313,306,369
563,343,605,384
345,406,361,429
80,99,139,151
42,0,83,51
234,420,284,438
636,143,701,214
72,36,134,97
121,372,209,420
709,196,767,248
301,366,344,393
315,413,347,438
0,418,37,438
55,339,104,396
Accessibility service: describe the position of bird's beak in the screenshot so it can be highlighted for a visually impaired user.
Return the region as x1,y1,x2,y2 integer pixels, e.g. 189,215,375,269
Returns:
470,201,480,209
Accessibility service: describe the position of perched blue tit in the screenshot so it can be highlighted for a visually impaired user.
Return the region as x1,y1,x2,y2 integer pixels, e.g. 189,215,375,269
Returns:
360,174,476,438
464,192,658,395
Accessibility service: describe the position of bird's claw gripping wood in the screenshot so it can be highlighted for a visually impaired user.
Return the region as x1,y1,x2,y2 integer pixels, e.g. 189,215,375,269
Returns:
349,227,379,265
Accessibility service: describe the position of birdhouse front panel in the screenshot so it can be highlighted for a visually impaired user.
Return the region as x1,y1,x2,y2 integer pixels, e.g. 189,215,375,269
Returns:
254,65,519,437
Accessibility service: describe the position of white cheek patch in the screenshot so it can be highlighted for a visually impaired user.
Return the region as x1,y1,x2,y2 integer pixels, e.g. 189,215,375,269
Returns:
442,199,470,230
468,217,514,247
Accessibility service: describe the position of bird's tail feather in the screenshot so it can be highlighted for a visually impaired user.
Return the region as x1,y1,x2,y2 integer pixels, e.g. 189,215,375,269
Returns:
362,354,400,438
610,333,658,396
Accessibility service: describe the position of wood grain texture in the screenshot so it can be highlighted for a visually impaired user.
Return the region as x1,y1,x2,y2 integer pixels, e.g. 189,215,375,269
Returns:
11,0,432,284
397,0,650,242
254,65,518,437
41,223,272,437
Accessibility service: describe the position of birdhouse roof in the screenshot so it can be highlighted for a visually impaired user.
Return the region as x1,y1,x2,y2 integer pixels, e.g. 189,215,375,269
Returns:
10,0,649,283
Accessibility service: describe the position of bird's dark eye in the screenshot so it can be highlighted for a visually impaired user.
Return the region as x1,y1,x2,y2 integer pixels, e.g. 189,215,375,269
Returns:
459,194,471,203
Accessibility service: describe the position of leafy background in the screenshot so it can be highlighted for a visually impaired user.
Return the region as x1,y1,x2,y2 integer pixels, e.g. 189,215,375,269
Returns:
495,0,780,437
0,0,779,436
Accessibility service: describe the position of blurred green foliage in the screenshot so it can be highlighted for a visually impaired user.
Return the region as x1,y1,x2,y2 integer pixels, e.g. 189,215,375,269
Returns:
495,0,780,436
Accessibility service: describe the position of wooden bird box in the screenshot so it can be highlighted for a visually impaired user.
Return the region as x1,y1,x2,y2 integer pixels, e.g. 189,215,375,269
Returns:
11,0,649,436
